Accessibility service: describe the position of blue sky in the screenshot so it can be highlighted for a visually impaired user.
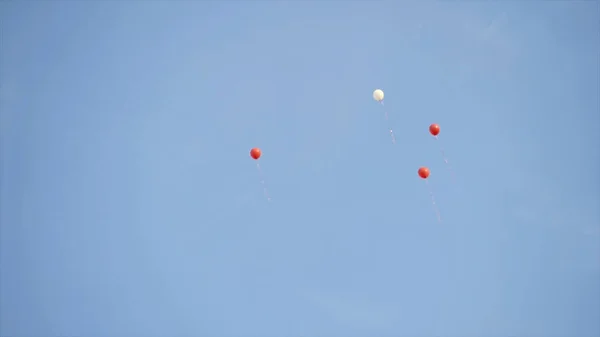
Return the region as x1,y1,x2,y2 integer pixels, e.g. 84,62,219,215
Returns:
1,2,598,337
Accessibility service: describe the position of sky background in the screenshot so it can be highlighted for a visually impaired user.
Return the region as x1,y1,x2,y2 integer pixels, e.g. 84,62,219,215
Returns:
1,1,599,337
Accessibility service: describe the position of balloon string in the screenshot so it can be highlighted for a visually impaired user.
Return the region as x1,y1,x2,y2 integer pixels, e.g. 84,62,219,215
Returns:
426,180,441,223
380,101,396,144
435,136,456,183
256,163,271,202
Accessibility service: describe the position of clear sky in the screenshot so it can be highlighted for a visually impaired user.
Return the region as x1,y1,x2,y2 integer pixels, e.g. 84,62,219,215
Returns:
1,2,599,337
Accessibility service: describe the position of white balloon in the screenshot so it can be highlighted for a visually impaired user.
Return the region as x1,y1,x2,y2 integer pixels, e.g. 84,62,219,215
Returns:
373,89,384,102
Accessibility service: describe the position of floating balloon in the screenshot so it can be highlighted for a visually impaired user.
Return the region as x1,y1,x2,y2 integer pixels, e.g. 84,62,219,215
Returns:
418,167,430,179
249,147,270,201
372,89,395,144
429,124,440,136
428,123,455,181
250,148,261,160
418,166,440,222
372,89,384,102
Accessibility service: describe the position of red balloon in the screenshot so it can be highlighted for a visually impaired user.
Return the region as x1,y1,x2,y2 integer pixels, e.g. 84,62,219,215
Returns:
429,124,440,136
418,167,430,179
250,148,262,160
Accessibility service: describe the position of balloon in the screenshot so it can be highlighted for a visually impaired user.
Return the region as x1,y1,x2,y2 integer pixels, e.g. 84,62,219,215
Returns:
429,124,440,136
373,89,384,102
418,167,430,179
250,148,261,160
